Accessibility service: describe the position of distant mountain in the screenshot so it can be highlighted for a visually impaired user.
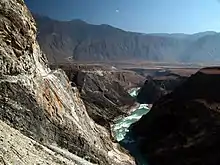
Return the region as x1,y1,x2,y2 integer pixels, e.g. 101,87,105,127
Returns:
33,14,220,63
190,31,218,40
33,15,189,62
181,34,220,63
148,33,190,40
149,31,218,41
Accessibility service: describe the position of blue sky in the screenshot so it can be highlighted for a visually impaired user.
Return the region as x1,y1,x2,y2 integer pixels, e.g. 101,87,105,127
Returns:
25,0,220,34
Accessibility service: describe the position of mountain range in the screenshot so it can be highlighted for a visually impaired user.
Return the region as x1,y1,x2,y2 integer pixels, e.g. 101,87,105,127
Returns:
34,14,220,64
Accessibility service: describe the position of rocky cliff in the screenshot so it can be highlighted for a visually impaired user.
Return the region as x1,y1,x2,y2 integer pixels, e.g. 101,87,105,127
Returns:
0,119,93,165
51,63,144,129
131,67,220,165
137,72,187,104
0,0,135,164
70,69,135,129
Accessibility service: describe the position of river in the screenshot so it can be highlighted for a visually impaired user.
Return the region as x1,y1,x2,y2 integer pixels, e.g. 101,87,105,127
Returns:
111,87,150,165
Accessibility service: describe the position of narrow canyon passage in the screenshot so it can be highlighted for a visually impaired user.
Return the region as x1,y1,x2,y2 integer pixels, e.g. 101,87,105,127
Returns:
112,88,150,165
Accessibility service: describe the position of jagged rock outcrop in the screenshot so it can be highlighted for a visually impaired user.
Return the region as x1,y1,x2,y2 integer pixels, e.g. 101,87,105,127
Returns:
51,63,144,129
137,73,187,104
0,0,135,164
72,70,135,128
131,67,220,165
137,76,167,104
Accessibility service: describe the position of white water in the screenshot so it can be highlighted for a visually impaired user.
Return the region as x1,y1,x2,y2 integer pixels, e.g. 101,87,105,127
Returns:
112,87,150,141
112,103,149,141
111,87,150,165
128,87,141,98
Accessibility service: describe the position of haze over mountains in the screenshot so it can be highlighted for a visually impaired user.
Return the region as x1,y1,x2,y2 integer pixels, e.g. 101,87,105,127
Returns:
34,14,220,64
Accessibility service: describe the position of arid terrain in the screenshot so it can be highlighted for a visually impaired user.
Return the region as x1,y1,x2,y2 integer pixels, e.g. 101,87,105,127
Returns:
51,61,201,77
2,0,220,165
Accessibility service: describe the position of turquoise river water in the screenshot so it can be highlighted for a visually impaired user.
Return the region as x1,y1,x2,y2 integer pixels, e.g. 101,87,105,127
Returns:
111,88,150,165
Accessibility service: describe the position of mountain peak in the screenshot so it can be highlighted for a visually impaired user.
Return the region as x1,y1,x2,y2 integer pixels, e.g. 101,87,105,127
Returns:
69,19,87,24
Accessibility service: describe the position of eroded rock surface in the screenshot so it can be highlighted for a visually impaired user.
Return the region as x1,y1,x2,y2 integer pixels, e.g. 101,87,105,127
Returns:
131,67,220,165
0,0,135,164
73,70,135,128
0,119,97,165
137,73,187,104
52,64,144,129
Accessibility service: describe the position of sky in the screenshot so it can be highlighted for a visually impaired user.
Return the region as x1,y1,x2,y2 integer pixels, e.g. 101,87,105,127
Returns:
25,0,220,34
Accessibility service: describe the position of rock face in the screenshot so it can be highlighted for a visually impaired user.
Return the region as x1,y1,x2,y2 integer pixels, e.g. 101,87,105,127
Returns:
72,70,135,128
51,64,145,129
137,73,187,104
0,119,93,165
0,0,135,164
136,76,168,104
131,67,220,165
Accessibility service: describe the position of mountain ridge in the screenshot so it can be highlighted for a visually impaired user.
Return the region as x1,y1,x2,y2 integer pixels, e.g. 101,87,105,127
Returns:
32,13,219,35
33,14,220,64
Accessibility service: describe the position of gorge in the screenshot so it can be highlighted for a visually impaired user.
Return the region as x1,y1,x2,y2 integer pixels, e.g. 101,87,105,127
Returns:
2,0,220,165
131,67,220,165
112,87,150,165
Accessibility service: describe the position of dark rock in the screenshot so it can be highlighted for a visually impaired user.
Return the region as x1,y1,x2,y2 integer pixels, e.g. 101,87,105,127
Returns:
131,67,220,165
137,76,167,104
137,74,187,104
75,71,134,127
52,64,145,129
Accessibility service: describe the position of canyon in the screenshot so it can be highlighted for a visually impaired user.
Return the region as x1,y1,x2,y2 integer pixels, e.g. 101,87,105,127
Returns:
1,0,220,165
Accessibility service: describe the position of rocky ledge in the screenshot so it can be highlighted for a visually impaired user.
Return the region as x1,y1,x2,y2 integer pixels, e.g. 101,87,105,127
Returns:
131,67,220,165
